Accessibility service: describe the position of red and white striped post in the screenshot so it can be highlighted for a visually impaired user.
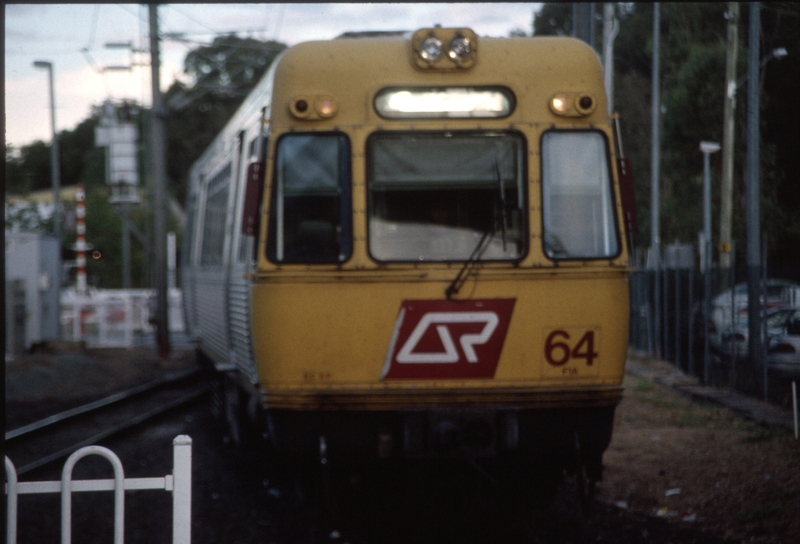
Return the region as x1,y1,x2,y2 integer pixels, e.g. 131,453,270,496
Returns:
75,184,87,294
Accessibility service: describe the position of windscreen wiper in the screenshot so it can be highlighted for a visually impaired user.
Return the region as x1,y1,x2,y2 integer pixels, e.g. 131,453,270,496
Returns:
444,157,508,299
496,158,508,252
444,226,495,299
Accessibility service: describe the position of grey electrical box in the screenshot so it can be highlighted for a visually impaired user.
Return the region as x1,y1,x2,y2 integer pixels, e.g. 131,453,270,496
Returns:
5,230,61,354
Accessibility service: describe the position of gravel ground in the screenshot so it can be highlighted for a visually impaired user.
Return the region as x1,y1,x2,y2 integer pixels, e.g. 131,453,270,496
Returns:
5,346,799,543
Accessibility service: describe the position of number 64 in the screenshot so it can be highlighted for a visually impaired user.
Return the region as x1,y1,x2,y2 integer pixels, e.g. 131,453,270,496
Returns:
544,330,598,367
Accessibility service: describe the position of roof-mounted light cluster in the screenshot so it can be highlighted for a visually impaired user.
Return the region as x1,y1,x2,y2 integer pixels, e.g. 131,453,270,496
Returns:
549,92,598,117
411,27,477,70
289,95,339,120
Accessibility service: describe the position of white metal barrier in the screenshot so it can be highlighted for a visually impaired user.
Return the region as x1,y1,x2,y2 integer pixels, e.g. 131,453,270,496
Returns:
60,288,185,348
5,435,192,544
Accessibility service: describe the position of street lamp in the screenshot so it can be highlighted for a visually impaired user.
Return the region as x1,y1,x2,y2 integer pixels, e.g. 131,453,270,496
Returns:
733,47,788,92
700,141,720,385
33,59,62,342
33,60,61,243
720,45,788,270
700,141,721,272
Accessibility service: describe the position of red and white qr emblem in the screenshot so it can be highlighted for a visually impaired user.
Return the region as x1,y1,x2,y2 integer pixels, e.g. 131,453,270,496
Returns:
381,299,516,380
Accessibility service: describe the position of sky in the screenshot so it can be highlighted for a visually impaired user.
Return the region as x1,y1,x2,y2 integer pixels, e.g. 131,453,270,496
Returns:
5,3,541,148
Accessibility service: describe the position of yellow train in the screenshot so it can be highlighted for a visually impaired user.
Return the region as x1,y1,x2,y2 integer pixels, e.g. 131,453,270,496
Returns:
182,27,633,505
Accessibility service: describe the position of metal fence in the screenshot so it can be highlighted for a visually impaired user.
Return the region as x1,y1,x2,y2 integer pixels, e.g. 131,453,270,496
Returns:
60,288,187,349
5,435,192,544
629,244,800,402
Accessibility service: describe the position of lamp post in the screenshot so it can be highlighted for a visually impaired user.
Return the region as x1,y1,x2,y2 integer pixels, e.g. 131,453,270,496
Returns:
33,60,61,244
701,141,721,384
34,59,62,342
719,41,787,272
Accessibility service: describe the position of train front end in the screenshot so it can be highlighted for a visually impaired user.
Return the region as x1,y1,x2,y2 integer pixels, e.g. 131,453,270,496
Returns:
249,29,631,483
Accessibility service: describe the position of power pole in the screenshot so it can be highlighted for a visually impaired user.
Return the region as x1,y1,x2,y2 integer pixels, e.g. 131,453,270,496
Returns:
650,3,661,265
149,4,170,358
650,3,661,356
746,2,762,395
719,2,739,276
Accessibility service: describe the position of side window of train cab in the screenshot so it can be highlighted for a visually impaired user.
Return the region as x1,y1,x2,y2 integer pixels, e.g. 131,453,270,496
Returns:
541,130,620,260
267,133,352,263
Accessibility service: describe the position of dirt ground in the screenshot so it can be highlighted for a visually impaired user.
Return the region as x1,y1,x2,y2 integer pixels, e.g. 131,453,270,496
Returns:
5,346,800,543
599,353,800,543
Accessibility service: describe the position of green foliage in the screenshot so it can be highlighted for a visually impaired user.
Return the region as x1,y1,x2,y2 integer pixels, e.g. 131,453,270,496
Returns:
533,2,573,36
529,1,800,274
6,141,51,194
164,36,286,204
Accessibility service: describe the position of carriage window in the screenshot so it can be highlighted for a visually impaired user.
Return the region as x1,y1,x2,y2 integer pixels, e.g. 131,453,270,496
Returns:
541,131,619,260
200,163,232,266
367,132,525,262
267,133,351,263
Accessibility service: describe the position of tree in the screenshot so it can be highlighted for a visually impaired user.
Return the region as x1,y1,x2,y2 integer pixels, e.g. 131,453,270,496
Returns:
529,2,800,280
164,35,286,204
533,2,573,36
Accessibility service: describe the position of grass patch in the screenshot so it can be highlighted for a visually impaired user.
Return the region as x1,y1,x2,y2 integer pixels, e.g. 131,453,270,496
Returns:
629,377,655,391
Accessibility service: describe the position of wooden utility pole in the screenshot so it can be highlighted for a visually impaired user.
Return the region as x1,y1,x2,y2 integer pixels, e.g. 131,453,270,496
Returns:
149,4,170,358
719,2,739,274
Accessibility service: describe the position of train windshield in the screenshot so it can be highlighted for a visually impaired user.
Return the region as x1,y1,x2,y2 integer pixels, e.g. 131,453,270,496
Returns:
541,131,620,260
267,133,352,263
367,132,525,262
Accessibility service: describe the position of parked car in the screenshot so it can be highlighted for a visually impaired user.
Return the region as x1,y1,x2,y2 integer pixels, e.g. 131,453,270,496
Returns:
707,280,800,350
719,307,797,360
767,308,800,368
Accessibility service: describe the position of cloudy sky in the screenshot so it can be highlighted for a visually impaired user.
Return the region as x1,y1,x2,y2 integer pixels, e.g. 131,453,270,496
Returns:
5,3,541,148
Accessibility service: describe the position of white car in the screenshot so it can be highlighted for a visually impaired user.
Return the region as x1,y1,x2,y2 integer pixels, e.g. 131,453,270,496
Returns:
767,308,800,370
708,280,800,350
719,307,796,361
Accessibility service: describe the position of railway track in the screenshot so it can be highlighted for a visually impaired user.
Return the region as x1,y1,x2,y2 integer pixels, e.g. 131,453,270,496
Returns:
4,368,210,476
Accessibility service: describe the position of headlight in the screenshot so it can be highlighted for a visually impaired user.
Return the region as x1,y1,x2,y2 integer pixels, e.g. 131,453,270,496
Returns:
289,95,339,120
315,96,338,118
550,94,570,114
419,36,443,62
448,36,472,63
411,28,478,70
549,92,598,117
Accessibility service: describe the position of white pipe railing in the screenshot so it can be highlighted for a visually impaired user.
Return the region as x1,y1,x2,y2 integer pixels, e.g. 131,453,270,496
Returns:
5,435,192,544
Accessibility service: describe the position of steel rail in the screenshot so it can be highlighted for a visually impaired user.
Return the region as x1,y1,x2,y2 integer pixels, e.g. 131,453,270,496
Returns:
5,368,200,441
5,368,209,476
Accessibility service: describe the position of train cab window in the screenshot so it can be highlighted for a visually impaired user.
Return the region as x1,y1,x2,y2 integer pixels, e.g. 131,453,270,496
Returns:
541,131,620,260
267,133,352,263
367,132,525,262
